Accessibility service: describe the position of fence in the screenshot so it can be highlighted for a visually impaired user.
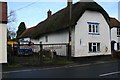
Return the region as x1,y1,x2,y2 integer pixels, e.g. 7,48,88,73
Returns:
7,43,69,65
33,43,69,56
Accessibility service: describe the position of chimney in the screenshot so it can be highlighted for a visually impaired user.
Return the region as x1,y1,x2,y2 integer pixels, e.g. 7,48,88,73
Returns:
67,0,72,7
0,2,7,23
80,0,94,2
47,9,52,19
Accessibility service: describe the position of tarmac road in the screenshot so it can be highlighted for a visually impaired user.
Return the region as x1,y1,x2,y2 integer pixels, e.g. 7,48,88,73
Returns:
2,60,120,78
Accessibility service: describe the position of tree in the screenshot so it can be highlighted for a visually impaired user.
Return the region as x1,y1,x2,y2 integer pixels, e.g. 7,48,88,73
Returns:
16,22,26,37
8,10,16,23
7,10,17,39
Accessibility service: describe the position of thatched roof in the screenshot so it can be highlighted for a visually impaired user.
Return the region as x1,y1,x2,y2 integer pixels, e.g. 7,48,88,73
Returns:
19,1,110,39
0,2,7,23
110,18,120,28
17,27,35,39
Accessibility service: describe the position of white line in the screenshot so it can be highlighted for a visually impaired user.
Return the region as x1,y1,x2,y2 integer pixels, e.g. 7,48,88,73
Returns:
2,63,91,74
3,69,34,74
99,71,120,77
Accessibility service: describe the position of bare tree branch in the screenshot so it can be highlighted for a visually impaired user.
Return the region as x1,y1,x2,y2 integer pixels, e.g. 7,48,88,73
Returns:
8,10,16,23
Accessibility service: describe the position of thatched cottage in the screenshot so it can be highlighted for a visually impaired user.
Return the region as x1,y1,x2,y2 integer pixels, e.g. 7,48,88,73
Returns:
18,0,113,57
0,2,7,63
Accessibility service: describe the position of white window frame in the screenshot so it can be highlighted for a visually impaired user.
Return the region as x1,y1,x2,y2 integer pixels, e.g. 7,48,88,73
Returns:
87,22,100,35
89,42,100,53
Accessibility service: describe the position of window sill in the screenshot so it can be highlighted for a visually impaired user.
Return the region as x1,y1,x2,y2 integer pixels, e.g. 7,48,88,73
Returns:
117,35,120,37
88,33,100,35
88,51,101,53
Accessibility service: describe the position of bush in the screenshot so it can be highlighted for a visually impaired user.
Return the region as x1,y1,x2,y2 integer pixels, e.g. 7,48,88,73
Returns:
112,51,120,59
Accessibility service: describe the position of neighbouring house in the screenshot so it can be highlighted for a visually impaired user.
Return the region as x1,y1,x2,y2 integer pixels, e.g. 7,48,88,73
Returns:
17,27,39,52
18,0,112,57
0,2,7,63
18,27,35,43
110,17,120,51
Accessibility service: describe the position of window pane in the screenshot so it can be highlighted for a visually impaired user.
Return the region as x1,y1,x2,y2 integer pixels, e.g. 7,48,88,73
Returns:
96,25,98,33
117,28,120,35
97,43,100,51
93,25,95,32
119,28,120,35
93,43,96,45
89,25,91,32
117,28,119,35
89,43,92,52
93,46,96,52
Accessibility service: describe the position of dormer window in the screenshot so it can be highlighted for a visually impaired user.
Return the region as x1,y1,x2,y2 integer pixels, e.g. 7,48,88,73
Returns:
88,22,100,35
117,28,120,37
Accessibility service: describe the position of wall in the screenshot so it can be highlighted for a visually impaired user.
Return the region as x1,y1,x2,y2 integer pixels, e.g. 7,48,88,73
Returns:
111,27,120,50
111,27,120,43
32,30,69,44
31,30,70,56
19,38,30,44
74,10,111,57
111,28,118,42
0,23,7,63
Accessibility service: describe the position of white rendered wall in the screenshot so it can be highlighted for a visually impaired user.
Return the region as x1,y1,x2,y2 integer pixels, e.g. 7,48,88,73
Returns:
31,30,70,56
111,27,120,43
19,38,30,44
32,31,69,44
23,38,30,42
0,23,7,63
111,28,118,42
74,10,111,57
111,27,120,50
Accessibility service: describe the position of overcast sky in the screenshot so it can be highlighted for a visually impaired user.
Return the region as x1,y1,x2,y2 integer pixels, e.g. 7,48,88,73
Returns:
7,1,118,32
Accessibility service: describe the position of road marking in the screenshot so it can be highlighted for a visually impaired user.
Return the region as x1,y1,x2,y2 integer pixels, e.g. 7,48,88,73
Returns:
3,69,45,74
3,61,115,74
99,71,120,77
2,63,91,74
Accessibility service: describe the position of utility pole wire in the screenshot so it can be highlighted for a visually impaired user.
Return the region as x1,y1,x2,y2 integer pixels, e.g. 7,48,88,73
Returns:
9,0,39,13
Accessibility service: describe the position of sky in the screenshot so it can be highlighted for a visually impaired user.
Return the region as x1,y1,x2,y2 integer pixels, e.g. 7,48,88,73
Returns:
7,0,119,32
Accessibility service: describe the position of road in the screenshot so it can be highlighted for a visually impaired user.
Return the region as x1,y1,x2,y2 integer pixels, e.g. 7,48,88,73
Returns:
2,60,120,78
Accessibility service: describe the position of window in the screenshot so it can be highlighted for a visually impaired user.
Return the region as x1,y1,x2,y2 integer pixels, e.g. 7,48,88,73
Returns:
89,43,100,52
117,43,120,50
45,36,48,42
117,28,120,36
88,22,99,35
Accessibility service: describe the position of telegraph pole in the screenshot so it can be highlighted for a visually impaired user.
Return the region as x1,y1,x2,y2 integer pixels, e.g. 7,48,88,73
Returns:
67,0,72,60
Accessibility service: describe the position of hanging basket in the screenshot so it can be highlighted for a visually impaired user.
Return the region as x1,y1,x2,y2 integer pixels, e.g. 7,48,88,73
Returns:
111,51,120,59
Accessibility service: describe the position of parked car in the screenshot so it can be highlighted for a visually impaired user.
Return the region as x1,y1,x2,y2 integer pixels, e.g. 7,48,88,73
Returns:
17,48,33,56
17,41,33,56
